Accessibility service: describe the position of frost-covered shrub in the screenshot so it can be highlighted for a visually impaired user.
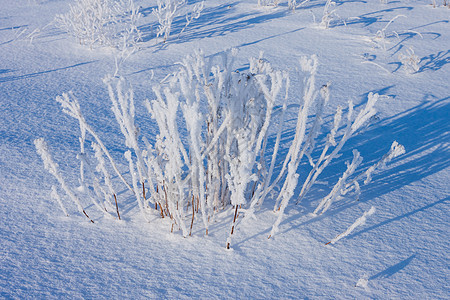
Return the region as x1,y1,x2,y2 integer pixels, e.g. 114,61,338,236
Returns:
153,0,204,43
55,0,142,49
36,49,404,248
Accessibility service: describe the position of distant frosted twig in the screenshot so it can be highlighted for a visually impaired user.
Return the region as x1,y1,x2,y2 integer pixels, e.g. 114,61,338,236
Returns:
361,61,391,75
288,0,310,11
153,0,204,43
178,1,204,39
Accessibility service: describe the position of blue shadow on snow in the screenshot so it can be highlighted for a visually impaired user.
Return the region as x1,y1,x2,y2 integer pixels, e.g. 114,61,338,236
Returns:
369,254,417,280
0,61,97,83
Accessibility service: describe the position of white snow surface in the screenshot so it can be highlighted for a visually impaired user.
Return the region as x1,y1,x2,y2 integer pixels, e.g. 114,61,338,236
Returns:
1,0,449,298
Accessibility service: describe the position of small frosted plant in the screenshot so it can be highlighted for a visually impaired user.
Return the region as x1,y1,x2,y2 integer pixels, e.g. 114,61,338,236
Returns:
319,0,337,29
356,275,369,289
398,47,420,73
153,0,185,43
288,0,297,10
288,0,311,11
153,0,204,43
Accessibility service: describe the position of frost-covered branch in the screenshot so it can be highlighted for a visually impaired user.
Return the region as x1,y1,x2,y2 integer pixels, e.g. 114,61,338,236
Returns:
295,92,380,206
326,206,376,245
35,138,93,222
342,141,406,198
268,55,318,238
50,185,68,216
314,150,363,215
56,92,133,193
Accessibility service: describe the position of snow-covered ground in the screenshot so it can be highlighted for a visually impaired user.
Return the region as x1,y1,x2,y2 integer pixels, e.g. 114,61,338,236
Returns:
1,0,449,298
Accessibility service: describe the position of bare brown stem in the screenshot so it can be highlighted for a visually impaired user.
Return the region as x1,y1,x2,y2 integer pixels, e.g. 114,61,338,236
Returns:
155,185,159,211
226,205,239,249
83,210,94,223
113,194,121,220
142,181,146,201
189,195,195,236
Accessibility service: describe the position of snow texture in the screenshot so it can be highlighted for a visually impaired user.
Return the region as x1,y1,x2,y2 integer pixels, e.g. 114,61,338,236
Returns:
1,0,449,298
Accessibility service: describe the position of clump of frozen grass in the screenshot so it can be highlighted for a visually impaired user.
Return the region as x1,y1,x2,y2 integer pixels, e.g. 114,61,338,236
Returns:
398,47,420,73
36,49,404,248
153,0,204,43
54,0,142,50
